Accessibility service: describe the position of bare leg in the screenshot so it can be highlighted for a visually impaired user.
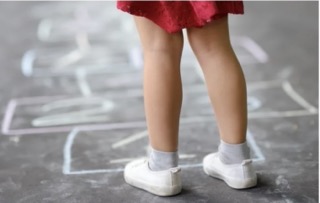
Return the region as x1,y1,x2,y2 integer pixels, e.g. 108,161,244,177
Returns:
134,16,184,152
186,16,247,144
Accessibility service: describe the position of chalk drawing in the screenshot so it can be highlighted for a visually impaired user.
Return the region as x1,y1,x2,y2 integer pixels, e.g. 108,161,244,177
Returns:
63,128,123,175
2,79,318,136
1,100,17,135
62,128,263,175
247,96,262,111
112,130,148,149
37,19,52,41
53,49,84,69
20,47,139,77
109,154,196,164
32,98,114,127
247,131,265,162
75,33,91,51
282,81,318,113
128,46,143,69
236,36,269,63
21,50,36,77
75,69,91,97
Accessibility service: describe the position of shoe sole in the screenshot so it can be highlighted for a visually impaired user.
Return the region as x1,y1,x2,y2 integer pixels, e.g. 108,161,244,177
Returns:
203,166,257,189
124,173,182,196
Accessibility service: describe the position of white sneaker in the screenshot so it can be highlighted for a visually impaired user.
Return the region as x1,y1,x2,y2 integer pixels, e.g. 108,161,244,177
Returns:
203,152,257,189
124,158,182,196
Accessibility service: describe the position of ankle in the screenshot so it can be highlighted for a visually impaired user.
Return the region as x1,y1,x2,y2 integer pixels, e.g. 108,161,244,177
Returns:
148,146,179,171
218,139,250,164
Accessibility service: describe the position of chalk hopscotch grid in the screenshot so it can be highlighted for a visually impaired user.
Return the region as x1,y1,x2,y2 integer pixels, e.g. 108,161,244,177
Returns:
62,128,264,175
21,36,266,78
1,80,318,136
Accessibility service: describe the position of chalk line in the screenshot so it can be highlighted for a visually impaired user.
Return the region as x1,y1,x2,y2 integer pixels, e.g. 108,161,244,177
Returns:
14,96,68,105
112,130,148,149
41,97,106,111
76,69,92,97
109,158,143,164
63,128,79,174
62,129,260,175
282,81,318,113
63,128,124,175
128,46,143,69
53,49,83,68
247,80,282,91
247,96,262,111
1,100,17,135
21,50,35,77
249,110,317,119
109,154,196,164
240,36,269,63
37,18,51,41
76,33,91,51
66,169,124,175
247,130,265,162
33,101,114,127
3,110,317,136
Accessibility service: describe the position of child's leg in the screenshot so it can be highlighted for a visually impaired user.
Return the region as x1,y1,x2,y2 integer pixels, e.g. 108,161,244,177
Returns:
186,16,256,189
187,16,247,145
134,16,184,153
123,17,183,196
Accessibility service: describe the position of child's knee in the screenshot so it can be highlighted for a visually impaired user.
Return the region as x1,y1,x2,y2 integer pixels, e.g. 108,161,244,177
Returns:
144,33,184,54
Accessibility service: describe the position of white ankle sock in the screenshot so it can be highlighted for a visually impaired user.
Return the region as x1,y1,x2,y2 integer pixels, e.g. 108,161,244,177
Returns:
218,140,250,164
148,147,178,171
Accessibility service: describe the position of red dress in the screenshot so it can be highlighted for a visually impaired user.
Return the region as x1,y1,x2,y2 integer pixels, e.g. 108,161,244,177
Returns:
117,1,244,33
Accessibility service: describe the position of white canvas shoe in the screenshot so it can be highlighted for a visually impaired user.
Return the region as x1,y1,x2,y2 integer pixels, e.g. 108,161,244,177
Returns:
203,152,257,189
124,158,182,196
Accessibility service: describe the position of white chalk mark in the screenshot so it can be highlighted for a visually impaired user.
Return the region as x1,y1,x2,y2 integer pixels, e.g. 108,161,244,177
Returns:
33,115,110,127
63,128,124,175
180,163,203,169
179,154,197,159
109,157,144,164
76,33,91,51
248,110,318,119
3,120,147,136
1,100,17,135
109,154,196,164
63,128,79,174
53,49,83,68
112,130,148,149
41,97,104,111
37,19,52,41
66,169,124,175
282,81,318,113
247,80,282,91
240,36,269,63
247,96,262,111
21,50,35,77
3,111,317,136
129,46,143,69
247,131,265,162
76,69,92,97
33,100,114,127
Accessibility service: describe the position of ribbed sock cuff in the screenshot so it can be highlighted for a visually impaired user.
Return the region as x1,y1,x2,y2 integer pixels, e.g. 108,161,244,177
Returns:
148,147,179,171
218,140,250,164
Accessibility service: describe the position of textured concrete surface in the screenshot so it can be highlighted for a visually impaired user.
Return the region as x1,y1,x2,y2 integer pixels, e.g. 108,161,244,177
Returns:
0,2,318,203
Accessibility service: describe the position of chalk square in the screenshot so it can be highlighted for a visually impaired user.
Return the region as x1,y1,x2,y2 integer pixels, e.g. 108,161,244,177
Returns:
2,81,316,136
63,124,264,175
22,44,137,77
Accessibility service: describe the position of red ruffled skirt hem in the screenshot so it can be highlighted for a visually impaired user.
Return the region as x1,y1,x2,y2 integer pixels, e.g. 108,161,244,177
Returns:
117,1,244,33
